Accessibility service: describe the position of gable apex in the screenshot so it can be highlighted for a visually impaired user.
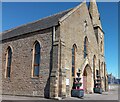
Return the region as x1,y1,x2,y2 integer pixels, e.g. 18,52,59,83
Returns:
59,1,86,23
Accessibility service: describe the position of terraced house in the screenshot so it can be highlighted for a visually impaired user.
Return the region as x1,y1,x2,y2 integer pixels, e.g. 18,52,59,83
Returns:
1,0,108,99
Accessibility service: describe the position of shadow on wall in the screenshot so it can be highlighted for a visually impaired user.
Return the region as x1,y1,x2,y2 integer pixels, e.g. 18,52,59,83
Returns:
44,48,53,98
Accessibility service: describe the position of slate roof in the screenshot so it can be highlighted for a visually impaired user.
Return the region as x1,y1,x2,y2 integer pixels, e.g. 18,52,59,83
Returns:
2,8,72,40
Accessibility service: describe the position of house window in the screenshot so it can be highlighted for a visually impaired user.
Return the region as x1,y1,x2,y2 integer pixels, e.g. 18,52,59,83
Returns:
6,46,12,78
72,44,77,77
84,36,88,58
32,41,41,77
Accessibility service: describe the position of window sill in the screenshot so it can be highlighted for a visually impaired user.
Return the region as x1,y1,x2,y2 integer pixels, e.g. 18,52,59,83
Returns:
31,77,39,79
5,77,11,81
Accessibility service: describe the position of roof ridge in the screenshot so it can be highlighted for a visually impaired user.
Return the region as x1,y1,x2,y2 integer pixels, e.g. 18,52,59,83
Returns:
2,8,72,34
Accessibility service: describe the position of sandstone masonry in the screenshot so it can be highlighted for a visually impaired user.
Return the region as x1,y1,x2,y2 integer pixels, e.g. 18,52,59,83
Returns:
1,0,108,99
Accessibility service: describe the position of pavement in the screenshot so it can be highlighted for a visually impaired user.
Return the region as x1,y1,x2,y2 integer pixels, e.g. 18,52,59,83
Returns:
64,90,118,100
1,85,119,101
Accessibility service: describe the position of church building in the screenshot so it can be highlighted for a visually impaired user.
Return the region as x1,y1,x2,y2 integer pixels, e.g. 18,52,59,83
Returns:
1,0,108,99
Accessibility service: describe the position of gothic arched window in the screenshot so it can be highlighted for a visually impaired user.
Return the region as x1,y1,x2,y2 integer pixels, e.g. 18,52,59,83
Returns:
72,44,77,77
32,41,41,77
84,36,88,58
99,59,100,75
93,55,96,79
100,41,103,53
104,62,106,77
6,46,12,78
101,62,104,77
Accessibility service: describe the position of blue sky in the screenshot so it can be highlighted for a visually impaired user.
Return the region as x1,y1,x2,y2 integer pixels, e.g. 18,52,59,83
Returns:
2,2,118,78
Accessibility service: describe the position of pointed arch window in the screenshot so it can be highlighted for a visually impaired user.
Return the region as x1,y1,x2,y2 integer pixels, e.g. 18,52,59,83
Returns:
96,70,99,76
32,41,41,77
72,44,77,77
99,59,100,75
101,62,104,77
6,46,12,78
93,55,96,79
104,62,106,78
84,36,88,58
100,41,103,53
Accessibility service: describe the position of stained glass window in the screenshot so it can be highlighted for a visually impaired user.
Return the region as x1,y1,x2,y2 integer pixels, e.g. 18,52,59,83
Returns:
6,46,12,78
84,37,88,58
72,44,77,77
33,41,41,77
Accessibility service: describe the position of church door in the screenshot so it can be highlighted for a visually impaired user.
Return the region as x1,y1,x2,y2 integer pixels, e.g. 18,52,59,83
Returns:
83,64,92,94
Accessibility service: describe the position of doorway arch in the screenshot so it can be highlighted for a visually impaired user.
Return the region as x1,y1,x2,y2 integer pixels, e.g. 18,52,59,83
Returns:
83,64,92,93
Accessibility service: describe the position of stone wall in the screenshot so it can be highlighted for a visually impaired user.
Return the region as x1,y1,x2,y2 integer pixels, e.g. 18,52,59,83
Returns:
2,28,54,97
59,2,105,96
2,2,107,99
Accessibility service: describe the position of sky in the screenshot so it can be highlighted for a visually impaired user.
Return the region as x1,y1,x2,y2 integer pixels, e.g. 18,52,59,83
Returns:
2,2,118,78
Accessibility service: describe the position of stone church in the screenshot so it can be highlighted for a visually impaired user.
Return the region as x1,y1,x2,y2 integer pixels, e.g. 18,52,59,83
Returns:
1,0,108,99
